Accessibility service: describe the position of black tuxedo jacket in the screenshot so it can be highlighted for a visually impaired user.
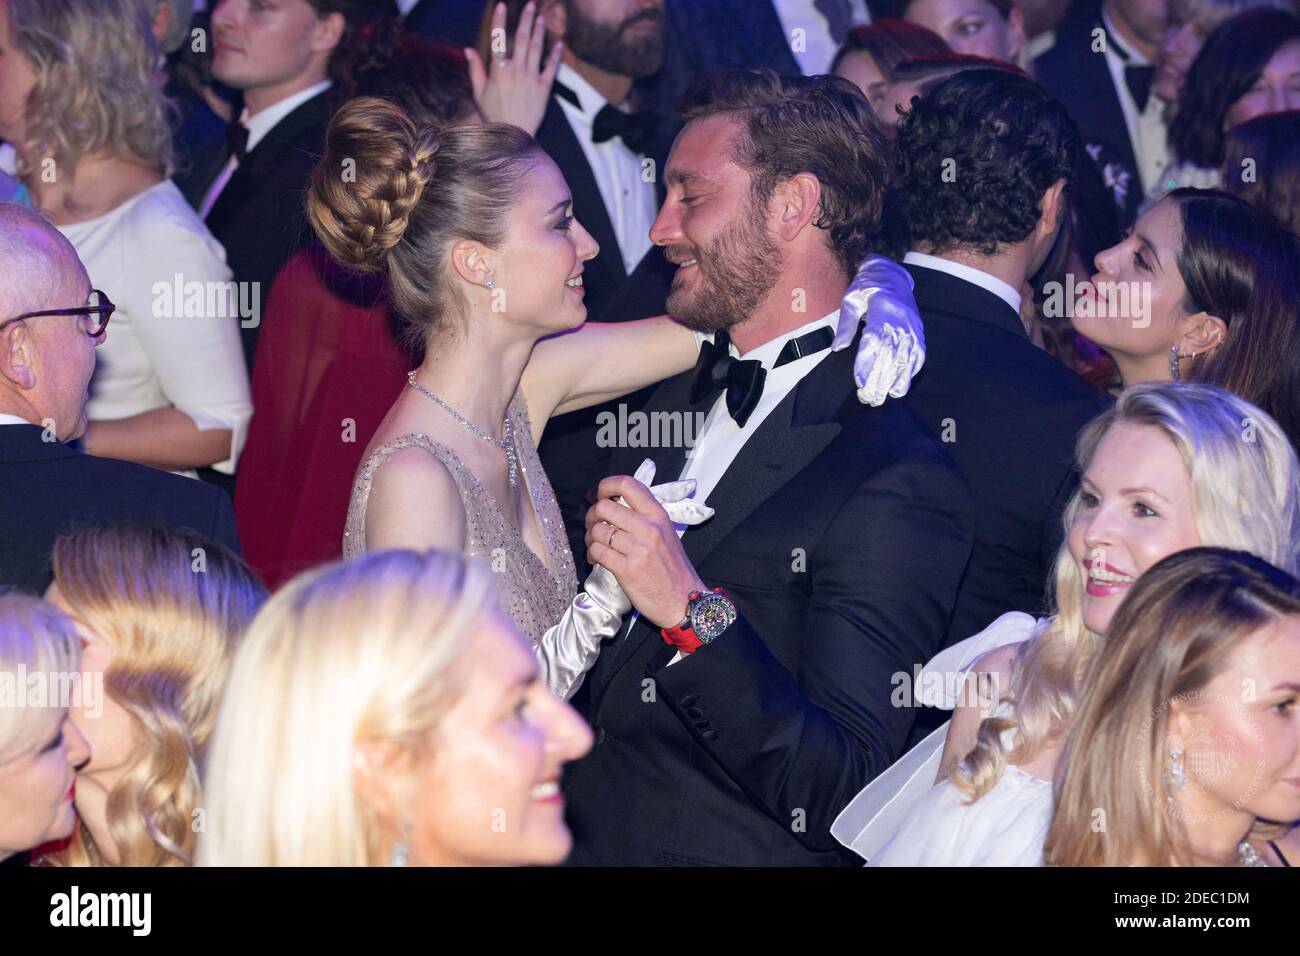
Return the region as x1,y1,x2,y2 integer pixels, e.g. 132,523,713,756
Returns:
0,425,241,595
1035,1,1143,227
196,91,331,369
897,263,1110,647
562,335,975,866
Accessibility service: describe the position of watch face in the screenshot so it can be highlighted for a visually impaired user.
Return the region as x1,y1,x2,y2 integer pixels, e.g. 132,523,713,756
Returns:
690,591,737,642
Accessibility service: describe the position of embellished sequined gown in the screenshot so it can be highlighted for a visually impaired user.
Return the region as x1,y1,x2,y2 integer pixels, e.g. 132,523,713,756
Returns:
342,387,627,699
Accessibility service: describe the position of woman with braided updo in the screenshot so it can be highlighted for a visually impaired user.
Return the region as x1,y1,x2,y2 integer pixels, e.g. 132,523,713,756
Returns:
308,72,918,699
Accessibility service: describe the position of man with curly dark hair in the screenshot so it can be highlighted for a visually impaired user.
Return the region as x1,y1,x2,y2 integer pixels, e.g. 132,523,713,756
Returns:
890,67,1109,655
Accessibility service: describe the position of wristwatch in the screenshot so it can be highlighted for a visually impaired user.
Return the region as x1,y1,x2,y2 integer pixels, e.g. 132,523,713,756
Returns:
660,587,737,653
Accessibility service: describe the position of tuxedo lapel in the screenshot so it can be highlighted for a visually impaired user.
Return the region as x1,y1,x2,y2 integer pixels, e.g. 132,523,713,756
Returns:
204,92,330,236
595,343,851,695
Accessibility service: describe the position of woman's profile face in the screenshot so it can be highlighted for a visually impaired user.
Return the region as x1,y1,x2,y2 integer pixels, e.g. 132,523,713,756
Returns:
492,155,599,336
903,0,1023,63
1067,421,1201,635
44,582,138,865
406,612,592,866
1073,198,1197,369
1223,39,1300,131
0,705,89,861
1172,614,1300,836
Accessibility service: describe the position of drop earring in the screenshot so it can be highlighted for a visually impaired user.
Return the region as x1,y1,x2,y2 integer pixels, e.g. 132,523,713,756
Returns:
1169,345,1181,381
1163,741,1186,812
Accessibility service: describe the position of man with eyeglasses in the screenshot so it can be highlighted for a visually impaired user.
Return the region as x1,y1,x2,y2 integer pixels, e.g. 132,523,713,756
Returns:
0,205,241,595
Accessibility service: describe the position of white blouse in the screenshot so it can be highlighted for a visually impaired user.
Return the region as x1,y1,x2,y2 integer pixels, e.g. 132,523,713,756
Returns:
58,180,251,475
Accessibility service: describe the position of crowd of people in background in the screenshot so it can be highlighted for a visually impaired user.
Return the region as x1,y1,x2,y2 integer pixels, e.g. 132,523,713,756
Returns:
1,0,1298,868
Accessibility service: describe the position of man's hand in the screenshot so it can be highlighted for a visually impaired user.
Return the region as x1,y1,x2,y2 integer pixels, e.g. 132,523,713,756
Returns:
585,470,707,629
832,255,926,407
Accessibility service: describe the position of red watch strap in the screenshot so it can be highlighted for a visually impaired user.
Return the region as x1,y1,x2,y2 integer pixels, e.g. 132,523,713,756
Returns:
660,620,704,653
660,590,705,653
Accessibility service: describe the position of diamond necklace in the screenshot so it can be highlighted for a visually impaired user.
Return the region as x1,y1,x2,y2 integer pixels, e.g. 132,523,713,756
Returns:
406,371,518,489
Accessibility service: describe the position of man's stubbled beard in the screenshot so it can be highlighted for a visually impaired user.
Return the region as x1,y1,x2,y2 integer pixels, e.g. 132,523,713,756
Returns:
563,1,665,79
666,189,783,335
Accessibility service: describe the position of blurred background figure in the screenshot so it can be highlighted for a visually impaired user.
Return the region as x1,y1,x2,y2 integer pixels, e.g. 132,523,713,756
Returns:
0,595,89,865
897,0,1031,70
39,528,265,866
1151,0,1292,118
198,550,593,866
1221,109,1300,234
1047,547,1300,867
0,0,252,478
1037,0,1172,226
1155,8,1300,199
832,19,951,132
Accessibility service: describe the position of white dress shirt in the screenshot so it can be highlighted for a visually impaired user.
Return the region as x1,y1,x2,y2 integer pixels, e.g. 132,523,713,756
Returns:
0,413,32,426
903,251,1022,317
395,0,420,13
657,312,839,665
1100,9,1169,197
554,63,657,276
199,79,333,219
772,0,871,76
59,180,253,475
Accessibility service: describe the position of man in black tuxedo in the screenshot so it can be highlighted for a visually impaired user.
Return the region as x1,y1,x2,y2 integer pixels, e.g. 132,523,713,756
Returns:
1035,0,1170,226
562,68,974,866
191,0,366,369
0,207,240,596
884,68,1109,650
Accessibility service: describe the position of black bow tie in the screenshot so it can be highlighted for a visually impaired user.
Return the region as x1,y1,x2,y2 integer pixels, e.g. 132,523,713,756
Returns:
554,81,660,154
225,120,249,164
592,104,660,154
689,326,834,428
1125,64,1157,113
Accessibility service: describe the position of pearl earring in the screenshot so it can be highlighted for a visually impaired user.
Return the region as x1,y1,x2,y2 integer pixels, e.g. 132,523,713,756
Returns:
484,278,495,290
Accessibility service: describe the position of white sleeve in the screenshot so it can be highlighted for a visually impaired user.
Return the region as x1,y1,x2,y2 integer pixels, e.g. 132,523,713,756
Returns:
119,200,252,474
830,612,1044,863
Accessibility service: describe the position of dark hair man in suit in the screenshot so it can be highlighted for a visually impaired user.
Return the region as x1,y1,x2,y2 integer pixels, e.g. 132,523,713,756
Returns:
0,206,240,595
194,0,367,369
562,68,974,867
889,68,1109,651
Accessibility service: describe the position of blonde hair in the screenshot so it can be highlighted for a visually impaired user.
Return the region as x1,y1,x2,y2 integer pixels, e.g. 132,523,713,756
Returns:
306,97,541,353
44,528,265,867
197,549,499,866
955,382,1300,800
1046,547,1300,866
6,0,174,179
0,593,80,765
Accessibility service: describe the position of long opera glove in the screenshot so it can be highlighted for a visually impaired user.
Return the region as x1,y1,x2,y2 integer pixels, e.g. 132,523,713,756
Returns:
536,459,714,699
832,255,926,407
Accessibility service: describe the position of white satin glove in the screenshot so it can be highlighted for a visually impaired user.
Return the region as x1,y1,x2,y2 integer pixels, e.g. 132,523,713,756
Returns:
832,255,926,407
536,459,713,699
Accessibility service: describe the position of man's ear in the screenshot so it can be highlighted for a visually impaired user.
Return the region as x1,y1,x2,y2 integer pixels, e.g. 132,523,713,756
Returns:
312,11,347,57
774,172,822,242
1179,310,1229,357
1039,178,1068,239
0,324,39,391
